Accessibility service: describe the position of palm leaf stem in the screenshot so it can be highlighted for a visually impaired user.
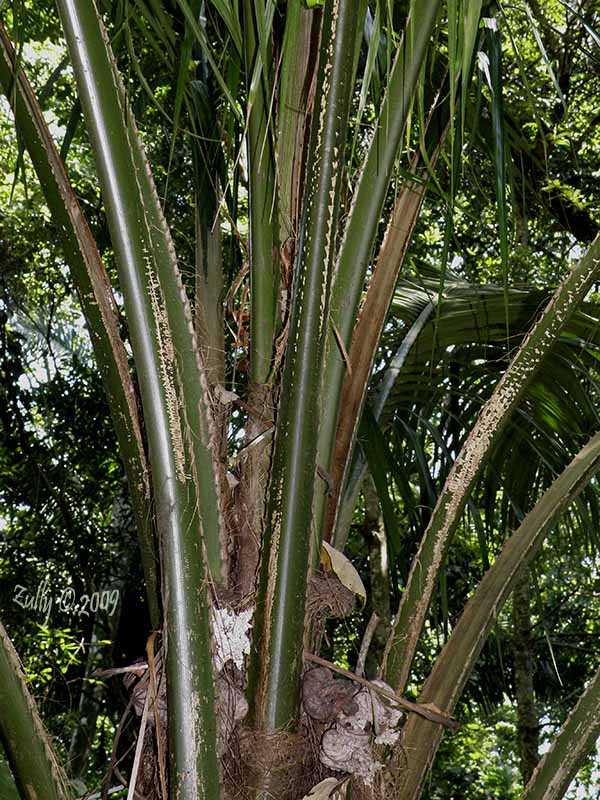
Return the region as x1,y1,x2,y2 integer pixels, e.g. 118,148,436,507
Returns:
244,0,279,383
248,0,360,750
54,1,221,795
325,121,446,544
383,232,600,694
333,297,437,550
0,622,73,800
522,660,600,799
190,8,227,390
315,0,441,547
276,0,320,246
487,5,510,336
395,429,600,800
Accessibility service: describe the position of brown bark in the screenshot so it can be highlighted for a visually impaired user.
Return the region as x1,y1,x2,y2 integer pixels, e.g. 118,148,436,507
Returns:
512,568,540,784
233,383,276,599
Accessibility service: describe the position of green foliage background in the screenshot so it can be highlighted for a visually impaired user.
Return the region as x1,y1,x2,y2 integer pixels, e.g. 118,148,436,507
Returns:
1,0,600,796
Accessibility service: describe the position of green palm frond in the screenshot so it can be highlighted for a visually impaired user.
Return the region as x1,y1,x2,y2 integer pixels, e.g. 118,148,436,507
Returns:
352,267,600,605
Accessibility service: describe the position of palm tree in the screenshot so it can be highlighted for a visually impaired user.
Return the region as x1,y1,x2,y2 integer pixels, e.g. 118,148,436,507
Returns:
1,1,600,798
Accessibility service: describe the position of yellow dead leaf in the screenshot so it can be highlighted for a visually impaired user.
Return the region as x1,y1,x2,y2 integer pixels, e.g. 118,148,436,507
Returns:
321,542,366,605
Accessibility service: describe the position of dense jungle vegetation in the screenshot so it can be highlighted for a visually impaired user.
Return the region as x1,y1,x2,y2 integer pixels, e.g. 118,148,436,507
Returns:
1,1,600,799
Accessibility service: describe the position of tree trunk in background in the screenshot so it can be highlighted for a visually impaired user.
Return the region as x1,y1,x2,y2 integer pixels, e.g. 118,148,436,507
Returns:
512,568,539,784
363,474,390,676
